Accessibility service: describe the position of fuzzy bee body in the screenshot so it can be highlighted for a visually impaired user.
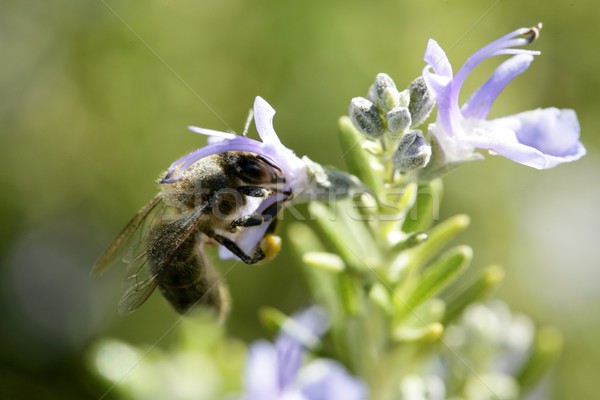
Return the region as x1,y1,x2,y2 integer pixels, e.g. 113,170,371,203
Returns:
93,151,289,316
149,226,225,315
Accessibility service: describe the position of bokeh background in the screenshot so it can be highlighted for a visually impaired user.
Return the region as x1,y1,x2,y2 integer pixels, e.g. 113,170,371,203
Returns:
1,0,598,398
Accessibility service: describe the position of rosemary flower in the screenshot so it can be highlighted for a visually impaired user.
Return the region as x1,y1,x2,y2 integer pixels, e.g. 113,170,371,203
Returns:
423,25,586,169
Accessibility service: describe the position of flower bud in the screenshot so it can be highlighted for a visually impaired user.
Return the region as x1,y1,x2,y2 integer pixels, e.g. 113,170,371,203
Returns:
392,130,432,172
385,106,412,133
398,89,410,108
348,97,385,139
408,76,435,128
368,73,399,113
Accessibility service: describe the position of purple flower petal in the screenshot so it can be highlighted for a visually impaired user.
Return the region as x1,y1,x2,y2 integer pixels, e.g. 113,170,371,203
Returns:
187,125,237,140
461,54,534,120
469,108,586,169
452,27,540,94
160,136,265,183
254,96,283,146
253,97,308,192
298,360,368,400
161,97,305,185
275,307,329,390
244,340,280,400
280,306,329,340
423,40,464,140
275,339,303,392
423,26,586,170
243,307,367,400
424,39,453,78
162,96,310,203
512,108,582,156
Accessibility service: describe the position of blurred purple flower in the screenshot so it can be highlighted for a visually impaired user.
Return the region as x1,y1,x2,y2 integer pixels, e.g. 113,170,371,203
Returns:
244,307,367,400
423,25,586,169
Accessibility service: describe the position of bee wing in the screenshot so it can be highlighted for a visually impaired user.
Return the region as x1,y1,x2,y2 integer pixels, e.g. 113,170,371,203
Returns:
118,256,160,315
91,196,165,277
117,202,212,315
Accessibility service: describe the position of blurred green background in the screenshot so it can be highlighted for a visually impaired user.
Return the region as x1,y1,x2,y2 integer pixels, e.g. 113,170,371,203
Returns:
1,0,598,398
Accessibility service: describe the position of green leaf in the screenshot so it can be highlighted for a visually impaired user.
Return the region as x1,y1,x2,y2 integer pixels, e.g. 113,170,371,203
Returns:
258,307,289,336
309,202,376,271
402,179,443,233
390,232,428,253
339,274,365,316
517,326,563,393
368,282,393,315
442,265,505,324
287,222,324,254
338,116,383,195
395,245,472,319
379,181,417,218
401,298,446,328
378,182,418,243
403,214,470,274
288,223,342,318
303,251,346,272
393,322,444,343
335,199,381,265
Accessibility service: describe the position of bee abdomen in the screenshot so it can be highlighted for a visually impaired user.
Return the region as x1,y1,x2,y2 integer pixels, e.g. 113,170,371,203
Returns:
158,269,228,316
151,231,229,317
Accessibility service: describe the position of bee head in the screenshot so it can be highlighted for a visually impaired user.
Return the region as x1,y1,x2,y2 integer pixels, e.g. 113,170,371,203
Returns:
225,152,286,187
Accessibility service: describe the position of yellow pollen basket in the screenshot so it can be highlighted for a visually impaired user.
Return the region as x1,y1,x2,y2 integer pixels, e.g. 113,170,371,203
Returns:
260,234,282,260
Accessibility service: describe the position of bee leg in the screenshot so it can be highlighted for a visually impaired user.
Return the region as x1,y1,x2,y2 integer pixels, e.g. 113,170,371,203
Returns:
236,186,273,197
206,231,266,264
229,214,265,230
266,218,279,234
229,199,284,231
261,201,283,220
214,199,288,263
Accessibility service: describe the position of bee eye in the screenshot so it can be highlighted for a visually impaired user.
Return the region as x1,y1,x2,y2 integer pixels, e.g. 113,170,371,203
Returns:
235,155,283,184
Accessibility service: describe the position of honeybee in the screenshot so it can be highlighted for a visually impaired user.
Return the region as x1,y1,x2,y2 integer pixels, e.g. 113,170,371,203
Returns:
93,96,365,318
92,151,292,318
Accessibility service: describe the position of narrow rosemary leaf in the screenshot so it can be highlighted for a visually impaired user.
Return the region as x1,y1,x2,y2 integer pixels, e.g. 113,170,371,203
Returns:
396,246,471,319
406,214,471,273
258,307,289,337
288,223,342,318
393,322,444,343
368,282,393,315
517,326,563,392
303,251,346,273
402,179,443,233
309,202,366,271
442,265,505,324
338,116,383,196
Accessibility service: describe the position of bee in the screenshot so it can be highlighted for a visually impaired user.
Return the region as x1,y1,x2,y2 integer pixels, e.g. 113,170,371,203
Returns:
92,151,291,318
